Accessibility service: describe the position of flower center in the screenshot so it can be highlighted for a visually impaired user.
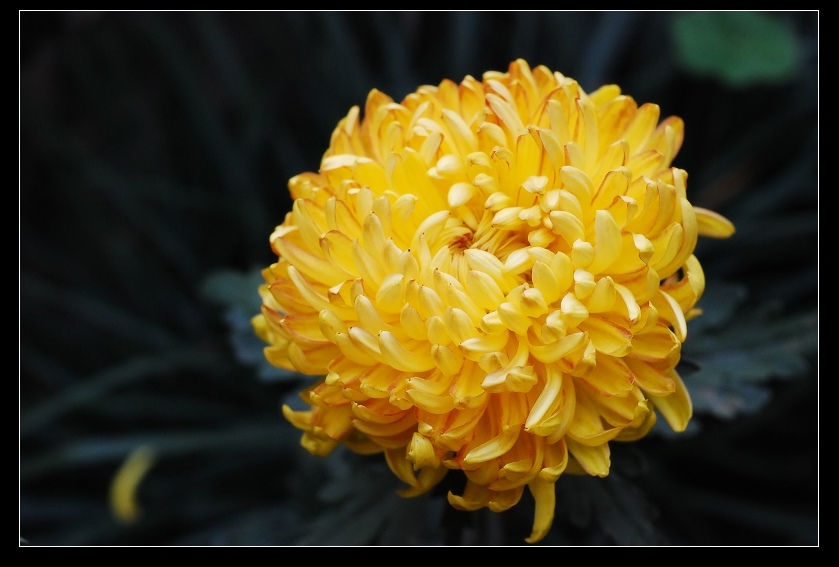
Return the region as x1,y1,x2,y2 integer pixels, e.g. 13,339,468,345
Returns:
449,231,474,252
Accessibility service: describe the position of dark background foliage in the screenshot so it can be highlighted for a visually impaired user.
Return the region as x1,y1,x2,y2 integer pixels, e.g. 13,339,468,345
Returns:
20,11,818,546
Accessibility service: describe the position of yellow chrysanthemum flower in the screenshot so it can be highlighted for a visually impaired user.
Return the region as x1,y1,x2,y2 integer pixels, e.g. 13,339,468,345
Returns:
254,59,734,543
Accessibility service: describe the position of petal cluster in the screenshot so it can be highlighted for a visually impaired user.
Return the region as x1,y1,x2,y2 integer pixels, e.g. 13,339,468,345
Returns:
254,59,734,543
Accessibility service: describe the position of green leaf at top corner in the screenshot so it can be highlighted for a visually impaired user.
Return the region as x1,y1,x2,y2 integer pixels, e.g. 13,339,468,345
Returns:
671,11,800,87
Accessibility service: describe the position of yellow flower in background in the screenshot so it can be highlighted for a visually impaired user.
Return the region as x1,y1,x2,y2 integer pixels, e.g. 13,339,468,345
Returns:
253,59,734,543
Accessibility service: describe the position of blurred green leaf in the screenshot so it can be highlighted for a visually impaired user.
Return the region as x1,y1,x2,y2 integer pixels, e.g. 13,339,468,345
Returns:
201,268,264,314
543,469,667,545
291,450,443,545
681,281,817,419
672,12,799,86
21,273,179,351
21,348,232,437
202,268,301,382
589,472,668,545
21,417,292,481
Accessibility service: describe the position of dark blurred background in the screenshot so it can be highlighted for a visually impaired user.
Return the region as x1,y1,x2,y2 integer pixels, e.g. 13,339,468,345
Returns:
20,11,818,545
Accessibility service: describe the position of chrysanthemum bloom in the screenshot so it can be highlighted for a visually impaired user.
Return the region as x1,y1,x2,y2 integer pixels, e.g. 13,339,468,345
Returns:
254,59,734,543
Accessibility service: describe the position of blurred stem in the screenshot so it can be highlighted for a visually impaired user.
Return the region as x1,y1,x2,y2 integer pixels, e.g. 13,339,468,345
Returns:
21,416,293,481
21,348,232,437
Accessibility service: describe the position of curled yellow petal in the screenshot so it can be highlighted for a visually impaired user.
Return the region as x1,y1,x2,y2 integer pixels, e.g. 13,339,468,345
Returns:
378,331,435,372
109,445,157,524
461,424,521,466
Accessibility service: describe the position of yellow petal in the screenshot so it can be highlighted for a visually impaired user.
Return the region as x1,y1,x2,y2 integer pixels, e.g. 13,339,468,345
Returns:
626,358,676,396
498,301,532,335
566,437,611,477
653,288,688,342
351,399,406,424
582,315,632,357
648,368,692,432
109,445,157,524
630,325,680,364
378,330,435,372
580,354,635,397
385,447,423,490
462,424,521,466
352,410,416,438
399,466,449,498
527,331,587,364
525,365,563,429
695,206,735,238
549,210,585,244
406,432,442,470
586,210,622,274
524,477,556,544
539,438,569,481
559,165,594,205
585,276,617,314
448,182,476,207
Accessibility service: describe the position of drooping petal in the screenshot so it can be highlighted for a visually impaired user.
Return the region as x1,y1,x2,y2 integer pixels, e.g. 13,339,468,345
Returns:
525,476,556,544
648,368,693,432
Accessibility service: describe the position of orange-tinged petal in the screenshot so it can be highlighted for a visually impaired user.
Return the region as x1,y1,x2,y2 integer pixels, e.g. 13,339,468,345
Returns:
580,354,635,397
351,399,407,424
385,447,424,490
408,380,456,414
399,466,449,498
406,432,442,470
630,325,680,364
448,362,490,410
583,315,632,356
626,358,676,396
461,424,521,466
353,410,417,438
447,482,489,511
613,404,657,441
